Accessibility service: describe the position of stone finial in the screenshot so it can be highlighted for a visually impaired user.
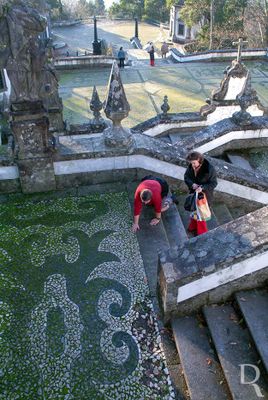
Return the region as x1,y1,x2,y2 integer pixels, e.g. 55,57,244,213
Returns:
232,73,254,126
103,61,133,149
90,86,103,122
104,61,130,125
161,95,170,118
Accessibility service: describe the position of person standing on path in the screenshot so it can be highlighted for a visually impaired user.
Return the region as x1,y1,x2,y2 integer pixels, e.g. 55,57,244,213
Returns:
161,42,169,58
148,45,155,66
118,47,126,68
184,152,217,235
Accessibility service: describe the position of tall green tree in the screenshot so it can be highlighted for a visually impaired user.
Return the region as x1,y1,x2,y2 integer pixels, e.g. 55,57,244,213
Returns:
95,0,105,15
74,0,95,18
245,0,268,46
109,0,144,19
180,0,248,50
144,0,168,21
179,0,210,28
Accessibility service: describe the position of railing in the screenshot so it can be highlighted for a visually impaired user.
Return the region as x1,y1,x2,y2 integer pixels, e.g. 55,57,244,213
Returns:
170,47,267,63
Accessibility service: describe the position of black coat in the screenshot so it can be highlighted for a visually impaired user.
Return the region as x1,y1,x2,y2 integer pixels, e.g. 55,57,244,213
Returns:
184,158,217,205
149,48,155,61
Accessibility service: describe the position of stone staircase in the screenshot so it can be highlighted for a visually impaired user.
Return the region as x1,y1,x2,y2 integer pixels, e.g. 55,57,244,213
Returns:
168,198,268,399
175,193,259,238
172,291,268,400
127,184,268,399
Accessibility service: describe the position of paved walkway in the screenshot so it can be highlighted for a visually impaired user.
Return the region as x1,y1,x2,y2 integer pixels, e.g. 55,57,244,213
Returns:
0,190,175,399
55,20,268,128
53,20,169,55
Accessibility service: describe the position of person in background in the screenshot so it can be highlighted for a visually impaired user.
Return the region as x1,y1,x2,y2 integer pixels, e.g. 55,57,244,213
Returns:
118,46,126,68
161,42,169,58
149,45,155,66
132,176,175,232
184,152,217,235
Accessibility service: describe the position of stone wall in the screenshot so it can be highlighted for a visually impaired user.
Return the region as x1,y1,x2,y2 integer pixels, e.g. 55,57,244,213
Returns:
2,130,268,200
158,205,268,321
54,56,116,70
170,47,267,63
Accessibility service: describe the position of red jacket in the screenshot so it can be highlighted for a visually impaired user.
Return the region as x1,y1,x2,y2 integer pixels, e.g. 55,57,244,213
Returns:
134,180,162,216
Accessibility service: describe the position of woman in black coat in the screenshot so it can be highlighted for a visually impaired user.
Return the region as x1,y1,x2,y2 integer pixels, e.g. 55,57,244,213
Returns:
184,151,217,235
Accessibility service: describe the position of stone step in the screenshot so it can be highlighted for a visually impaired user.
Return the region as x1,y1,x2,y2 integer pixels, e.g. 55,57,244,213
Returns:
172,316,230,400
203,304,268,400
236,289,268,373
126,182,170,296
176,194,191,231
212,202,234,225
177,194,219,234
226,153,254,171
162,203,188,249
228,205,257,220
206,208,219,230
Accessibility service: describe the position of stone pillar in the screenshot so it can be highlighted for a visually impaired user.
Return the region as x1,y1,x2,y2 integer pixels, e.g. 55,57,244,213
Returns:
41,41,64,133
135,17,139,38
10,101,56,193
92,16,101,55
103,61,133,149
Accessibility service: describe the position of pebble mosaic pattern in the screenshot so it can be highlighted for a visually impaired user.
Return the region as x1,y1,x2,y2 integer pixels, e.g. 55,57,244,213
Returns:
0,192,174,399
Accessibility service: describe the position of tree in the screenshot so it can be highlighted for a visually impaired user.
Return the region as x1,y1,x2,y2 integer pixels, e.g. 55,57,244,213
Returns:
180,0,248,50
95,0,105,15
245,0,268,46
74,0,95,18
144,0,168,21
179,0,210,28
109,0,145,19
46,0,65,19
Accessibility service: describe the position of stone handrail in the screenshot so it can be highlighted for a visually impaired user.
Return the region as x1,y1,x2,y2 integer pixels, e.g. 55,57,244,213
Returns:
170,47,267,63
158,204,268,321
54,55,116,69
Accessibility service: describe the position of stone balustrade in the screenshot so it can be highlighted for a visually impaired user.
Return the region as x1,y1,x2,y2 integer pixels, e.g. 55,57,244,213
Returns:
158,205,268,321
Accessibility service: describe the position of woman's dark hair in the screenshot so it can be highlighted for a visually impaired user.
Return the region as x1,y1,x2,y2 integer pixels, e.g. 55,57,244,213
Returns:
120,47,123,50
186,151,204,164
141,189,152,202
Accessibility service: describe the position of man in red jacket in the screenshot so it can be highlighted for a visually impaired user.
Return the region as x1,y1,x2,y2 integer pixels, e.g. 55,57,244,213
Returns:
132,176,172,232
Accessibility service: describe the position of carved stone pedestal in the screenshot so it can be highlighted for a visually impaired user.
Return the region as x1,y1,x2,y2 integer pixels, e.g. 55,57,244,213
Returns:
10,101,56,193
104,125,133,149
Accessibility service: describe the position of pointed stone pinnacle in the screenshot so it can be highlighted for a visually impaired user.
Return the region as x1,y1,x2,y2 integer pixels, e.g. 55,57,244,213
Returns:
90,86,103,122
103,61,133,149
103,61,130,127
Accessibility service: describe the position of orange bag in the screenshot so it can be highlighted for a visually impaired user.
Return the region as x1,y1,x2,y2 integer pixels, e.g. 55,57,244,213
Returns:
196,192,211,221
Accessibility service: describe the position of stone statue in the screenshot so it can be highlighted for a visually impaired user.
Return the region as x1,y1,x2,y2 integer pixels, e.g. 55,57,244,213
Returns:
0,1,47,103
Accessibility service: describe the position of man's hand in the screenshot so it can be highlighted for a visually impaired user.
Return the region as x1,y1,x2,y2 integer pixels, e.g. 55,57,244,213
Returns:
132,223,140,232
150,218,160,226
192,184,199,190
195,186,202,193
